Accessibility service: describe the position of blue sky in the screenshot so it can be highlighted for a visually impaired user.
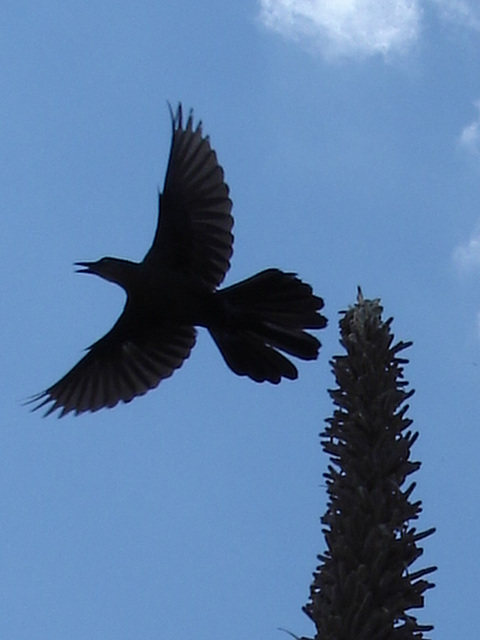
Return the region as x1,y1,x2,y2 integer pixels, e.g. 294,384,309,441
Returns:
2,0,480,637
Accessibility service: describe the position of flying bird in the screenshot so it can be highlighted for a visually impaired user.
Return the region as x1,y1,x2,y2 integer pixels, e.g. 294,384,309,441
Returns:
31,104,327,417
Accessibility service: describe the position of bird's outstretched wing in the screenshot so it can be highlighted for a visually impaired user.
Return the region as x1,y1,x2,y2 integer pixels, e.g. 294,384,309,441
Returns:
144,103,234,290
29,304,196,417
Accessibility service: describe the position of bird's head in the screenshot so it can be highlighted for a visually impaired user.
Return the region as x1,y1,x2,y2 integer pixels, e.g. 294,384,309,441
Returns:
75,257,137,289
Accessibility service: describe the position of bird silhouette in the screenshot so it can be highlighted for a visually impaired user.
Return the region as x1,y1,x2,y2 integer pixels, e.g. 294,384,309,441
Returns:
31,104,327,417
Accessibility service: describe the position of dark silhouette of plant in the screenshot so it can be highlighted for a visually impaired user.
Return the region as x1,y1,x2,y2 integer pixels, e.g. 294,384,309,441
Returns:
303,291,436,640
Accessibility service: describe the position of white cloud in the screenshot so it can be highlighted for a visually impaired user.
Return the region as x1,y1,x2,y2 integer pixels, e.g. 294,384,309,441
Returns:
454,105,480,282
430,0,480,30
458,101,480,155
453,225,480,271
259,0,422,58
258,0,480,59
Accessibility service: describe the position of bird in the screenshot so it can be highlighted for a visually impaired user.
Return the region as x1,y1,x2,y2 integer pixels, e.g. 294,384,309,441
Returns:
30,104,327,417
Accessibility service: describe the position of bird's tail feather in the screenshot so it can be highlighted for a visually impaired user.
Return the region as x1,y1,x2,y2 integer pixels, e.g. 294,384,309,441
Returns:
209,269,326,383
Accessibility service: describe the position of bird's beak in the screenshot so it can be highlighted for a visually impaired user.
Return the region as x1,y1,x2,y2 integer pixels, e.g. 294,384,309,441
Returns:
75,261,95,274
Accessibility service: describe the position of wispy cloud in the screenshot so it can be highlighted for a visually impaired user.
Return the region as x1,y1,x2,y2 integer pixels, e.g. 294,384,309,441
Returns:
453,100,480,268
453,225,480,271
431,0,480,30
259,0,421,58
453,219,480,341
458,101,480,156
259,0,480,59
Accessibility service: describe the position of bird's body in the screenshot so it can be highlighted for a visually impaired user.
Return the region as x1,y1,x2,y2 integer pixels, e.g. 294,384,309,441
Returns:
87,258,214,323
32,105,327,417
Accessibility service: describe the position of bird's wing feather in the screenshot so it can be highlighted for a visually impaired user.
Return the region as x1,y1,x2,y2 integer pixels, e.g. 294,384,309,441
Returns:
30,303,196,417
144,104,233,290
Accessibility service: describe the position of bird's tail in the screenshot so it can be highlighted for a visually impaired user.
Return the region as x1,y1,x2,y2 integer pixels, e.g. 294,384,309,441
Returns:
209,269,327,383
